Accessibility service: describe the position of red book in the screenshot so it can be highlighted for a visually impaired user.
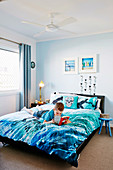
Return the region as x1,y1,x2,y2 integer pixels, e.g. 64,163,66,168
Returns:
59,116,70,126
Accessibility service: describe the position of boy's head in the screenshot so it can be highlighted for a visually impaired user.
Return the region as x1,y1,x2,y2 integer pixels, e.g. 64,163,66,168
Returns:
53,102,64,116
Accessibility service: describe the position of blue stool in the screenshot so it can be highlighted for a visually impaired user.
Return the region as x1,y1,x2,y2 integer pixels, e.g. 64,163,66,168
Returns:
99,117,113,137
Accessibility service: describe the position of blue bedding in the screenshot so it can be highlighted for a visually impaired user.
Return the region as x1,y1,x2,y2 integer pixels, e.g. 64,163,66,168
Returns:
0,105,100,167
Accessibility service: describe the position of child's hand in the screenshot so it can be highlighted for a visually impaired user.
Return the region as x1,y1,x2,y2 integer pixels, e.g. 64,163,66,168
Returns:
51,119,55,123
43,119,55,124
62,116,70,119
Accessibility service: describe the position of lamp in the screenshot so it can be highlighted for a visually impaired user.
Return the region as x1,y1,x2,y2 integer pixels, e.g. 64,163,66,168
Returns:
39,80,44,103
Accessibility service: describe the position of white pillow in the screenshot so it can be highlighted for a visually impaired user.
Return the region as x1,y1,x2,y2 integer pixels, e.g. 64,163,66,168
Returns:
50,92,77,104
96,98,101,109
50,93,62,103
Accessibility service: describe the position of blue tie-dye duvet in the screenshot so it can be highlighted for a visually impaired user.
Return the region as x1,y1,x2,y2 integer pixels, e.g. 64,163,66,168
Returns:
0,106,100,167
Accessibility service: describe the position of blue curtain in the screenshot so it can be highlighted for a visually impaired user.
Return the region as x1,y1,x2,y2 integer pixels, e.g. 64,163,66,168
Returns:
19,44,31,109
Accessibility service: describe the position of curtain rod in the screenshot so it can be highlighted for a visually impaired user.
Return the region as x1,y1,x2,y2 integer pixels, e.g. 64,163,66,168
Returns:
0,37,22,45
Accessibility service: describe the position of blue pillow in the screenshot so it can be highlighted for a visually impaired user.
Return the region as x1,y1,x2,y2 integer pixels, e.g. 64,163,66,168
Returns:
77,97,97,110
63,96,78,109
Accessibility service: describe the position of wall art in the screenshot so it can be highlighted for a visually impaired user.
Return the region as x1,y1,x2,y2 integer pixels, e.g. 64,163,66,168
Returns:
80,75,97,95
79,56,97,73
64,58,78,74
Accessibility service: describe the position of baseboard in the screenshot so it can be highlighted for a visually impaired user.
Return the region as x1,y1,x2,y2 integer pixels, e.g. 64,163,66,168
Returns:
110,124,113,128
103,123,113,128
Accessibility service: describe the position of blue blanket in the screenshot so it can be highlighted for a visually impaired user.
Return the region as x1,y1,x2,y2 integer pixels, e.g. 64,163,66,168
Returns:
0,108,100,167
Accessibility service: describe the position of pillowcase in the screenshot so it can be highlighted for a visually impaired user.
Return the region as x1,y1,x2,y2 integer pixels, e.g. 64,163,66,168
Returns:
95,98,101,109
63,96,78,109
77,96,97,110
50,92,76,104
52,96,63,104
50,93,62,103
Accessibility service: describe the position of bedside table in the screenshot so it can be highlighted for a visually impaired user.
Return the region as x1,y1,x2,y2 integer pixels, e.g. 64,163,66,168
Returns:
98,117,113,137
31,102,46,108
31,103,37,107
37,101,46,106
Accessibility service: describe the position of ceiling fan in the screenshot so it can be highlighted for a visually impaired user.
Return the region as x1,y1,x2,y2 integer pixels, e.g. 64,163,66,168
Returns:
22,13,77,37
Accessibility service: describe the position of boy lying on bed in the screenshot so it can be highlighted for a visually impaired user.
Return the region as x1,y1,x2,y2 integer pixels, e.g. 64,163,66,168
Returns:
22,102,71,125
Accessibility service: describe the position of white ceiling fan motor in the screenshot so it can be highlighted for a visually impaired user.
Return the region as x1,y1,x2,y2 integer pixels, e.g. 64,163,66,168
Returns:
45,13,59,32
45,24,58,32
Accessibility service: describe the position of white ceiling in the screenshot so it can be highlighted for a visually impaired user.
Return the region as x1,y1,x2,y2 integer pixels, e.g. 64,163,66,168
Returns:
0,0,113,42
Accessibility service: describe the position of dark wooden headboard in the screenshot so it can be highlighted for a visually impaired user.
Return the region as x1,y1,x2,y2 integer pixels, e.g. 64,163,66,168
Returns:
54,92,105,113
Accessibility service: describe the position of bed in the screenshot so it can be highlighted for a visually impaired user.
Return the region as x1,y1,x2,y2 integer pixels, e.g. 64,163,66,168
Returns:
0,93,105,167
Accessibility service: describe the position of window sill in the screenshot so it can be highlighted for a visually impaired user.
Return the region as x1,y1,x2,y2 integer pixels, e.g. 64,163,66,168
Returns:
0,90,20,96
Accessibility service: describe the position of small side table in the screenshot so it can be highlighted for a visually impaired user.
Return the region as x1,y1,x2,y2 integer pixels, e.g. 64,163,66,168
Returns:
31,102,46,108
31,103,37,108
98,117,113,137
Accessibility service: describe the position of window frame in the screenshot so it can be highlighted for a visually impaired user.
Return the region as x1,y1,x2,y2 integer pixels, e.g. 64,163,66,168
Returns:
0,48,20,93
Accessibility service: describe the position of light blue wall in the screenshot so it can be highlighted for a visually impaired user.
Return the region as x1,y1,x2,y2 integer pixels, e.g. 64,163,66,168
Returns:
36,32,113,121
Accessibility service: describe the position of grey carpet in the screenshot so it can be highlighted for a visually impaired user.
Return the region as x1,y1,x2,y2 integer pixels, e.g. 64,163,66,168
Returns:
0,127,113,170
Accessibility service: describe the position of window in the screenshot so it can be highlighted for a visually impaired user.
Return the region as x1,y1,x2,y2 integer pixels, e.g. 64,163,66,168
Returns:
0,49,19,91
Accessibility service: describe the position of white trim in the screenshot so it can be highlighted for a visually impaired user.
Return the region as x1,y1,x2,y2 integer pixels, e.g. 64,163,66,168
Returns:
0,90,20,96
110,124,113,128
103,123,113,128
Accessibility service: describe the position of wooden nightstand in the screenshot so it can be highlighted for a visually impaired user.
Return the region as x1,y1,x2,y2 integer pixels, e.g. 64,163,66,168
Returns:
31,103,37,107
31,101,46,108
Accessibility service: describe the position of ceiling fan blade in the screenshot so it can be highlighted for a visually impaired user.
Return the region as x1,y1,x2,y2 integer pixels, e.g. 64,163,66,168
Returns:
57,17,77,27
22,20,45,27
58,28,76,35
33,30,46,37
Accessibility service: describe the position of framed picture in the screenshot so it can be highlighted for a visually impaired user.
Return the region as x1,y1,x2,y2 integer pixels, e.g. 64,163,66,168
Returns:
64,58,78,74
79,56,97,73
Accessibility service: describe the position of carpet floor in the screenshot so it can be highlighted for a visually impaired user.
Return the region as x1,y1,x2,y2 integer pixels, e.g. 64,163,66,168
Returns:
0,127,113,170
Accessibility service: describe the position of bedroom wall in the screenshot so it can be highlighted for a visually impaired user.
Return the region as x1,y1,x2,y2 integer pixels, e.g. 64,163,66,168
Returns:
0,26,37,116
36,32,113,125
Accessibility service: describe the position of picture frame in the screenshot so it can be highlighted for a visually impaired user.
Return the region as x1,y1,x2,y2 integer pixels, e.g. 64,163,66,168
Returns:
79,56,97,73
64,58,78,74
